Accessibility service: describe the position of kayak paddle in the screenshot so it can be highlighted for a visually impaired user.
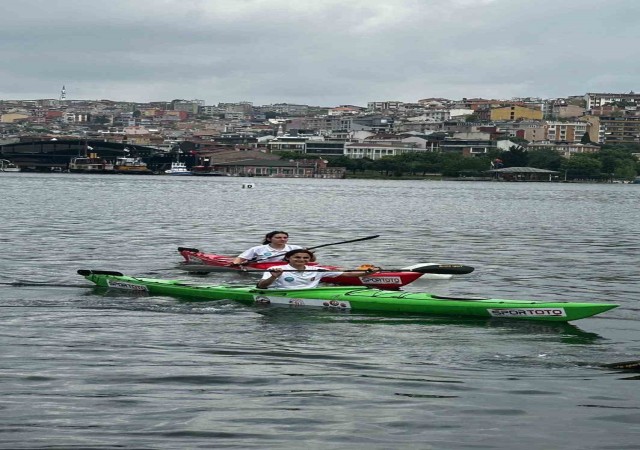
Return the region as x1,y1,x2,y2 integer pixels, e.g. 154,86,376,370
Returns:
306,234,381,251
178,235,381,264
248,234,381,263
177,263,474,275
603,360,640,372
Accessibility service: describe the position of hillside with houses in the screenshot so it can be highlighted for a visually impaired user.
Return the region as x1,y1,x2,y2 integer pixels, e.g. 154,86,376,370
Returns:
2,92,640,181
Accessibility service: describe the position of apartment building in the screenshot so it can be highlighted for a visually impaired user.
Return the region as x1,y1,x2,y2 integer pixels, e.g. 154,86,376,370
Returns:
599,116,640,144
551,104,586,119
528,142,600,158
545,121,588,143
490,105,543,121
440,132,494,156
494,121,546,142
305,141,345,157
584,92,640,110
344,142,416,160
63,112,90,123
367,101,403,111
328,105,363,116
580,116,601,143
0,113,30,123
266,136,307,153
172,100,204,114
289,116,344,132
262,103,310,115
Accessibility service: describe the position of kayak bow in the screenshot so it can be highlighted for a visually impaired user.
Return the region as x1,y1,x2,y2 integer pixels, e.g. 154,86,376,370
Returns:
78,270,618,322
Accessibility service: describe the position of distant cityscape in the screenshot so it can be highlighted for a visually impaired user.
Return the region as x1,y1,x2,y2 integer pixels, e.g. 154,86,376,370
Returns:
1,88,640,180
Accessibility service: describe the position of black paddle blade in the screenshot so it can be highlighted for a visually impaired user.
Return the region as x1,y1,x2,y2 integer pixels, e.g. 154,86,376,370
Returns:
77,269,124,276
178,247,200,253
411,264,475,275
603,360,640,372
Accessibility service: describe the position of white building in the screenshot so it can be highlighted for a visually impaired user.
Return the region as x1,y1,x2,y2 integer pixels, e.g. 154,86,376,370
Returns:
344,142,419,160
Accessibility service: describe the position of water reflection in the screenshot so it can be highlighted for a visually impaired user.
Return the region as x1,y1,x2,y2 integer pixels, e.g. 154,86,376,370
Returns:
346,315,603,343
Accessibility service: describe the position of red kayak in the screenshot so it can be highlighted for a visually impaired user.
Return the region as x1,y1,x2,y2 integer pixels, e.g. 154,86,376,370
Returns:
177,247,474,290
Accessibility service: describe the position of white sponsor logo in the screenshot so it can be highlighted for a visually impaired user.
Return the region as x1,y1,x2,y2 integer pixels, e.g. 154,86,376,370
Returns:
361,276,402,284
106,280,149,292
322,299,351,310
252,295,351,310
488,308,567,318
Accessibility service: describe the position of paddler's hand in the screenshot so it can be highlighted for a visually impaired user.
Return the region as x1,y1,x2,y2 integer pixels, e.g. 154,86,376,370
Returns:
352,267,381,277
257,267,284,289
268,267,284,278
227,262,248,271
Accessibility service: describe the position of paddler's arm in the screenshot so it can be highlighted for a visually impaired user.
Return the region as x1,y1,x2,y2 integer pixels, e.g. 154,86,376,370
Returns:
324,267,382,277
318,266,381,278
256,267,284,289
230,257,248,266
231,246,258,266
351,267,381,277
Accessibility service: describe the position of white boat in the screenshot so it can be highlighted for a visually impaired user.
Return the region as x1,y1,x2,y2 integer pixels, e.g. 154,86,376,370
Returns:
0,159,20,172
165,162,192,175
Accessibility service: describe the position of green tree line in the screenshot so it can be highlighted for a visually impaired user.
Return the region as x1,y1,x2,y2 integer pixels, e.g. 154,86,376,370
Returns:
280,144,639,180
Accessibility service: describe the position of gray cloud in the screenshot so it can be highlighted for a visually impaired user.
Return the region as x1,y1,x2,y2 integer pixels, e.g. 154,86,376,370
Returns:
1,0,639,105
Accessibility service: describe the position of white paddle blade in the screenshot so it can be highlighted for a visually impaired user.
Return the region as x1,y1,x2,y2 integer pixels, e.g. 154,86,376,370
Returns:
400,263,453,279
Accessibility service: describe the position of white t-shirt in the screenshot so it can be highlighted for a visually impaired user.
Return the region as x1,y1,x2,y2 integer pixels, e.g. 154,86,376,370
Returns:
260,264,343,289
238,244,303,262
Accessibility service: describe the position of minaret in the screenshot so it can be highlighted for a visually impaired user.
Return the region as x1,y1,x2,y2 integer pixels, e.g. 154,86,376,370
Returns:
60,85,66,101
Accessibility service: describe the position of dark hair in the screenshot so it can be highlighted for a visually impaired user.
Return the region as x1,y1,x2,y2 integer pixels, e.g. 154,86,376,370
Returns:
283,249,316,262
262,231,289,245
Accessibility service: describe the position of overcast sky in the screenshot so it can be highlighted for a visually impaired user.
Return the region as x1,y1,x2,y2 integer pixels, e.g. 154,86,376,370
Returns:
2,0,639,107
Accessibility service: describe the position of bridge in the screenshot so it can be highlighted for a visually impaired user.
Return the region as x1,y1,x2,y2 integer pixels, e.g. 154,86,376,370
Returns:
0,139,179,171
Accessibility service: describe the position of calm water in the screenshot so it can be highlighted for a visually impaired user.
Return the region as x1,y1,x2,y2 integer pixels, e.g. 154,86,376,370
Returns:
1,173,639,449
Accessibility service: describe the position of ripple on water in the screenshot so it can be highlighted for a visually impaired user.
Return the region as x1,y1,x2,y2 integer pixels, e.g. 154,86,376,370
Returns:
1,176,639,449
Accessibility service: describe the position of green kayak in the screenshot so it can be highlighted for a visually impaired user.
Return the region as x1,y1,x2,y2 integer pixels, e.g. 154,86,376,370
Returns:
78,270,618,322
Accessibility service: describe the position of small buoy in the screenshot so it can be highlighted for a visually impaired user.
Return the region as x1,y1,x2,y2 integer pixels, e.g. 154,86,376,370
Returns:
242,183,255,189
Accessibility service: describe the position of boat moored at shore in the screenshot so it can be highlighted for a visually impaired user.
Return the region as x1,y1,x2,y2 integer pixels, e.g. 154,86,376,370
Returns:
68,157,114,173
165,161,192,175
114,157,152,174
0,159,21,172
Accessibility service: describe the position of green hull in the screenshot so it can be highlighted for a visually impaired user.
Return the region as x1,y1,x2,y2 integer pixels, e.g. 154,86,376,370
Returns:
78,270,618,322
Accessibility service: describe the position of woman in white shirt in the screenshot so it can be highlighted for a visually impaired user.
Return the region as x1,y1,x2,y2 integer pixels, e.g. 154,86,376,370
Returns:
256,249,379,289
232,231,302,265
